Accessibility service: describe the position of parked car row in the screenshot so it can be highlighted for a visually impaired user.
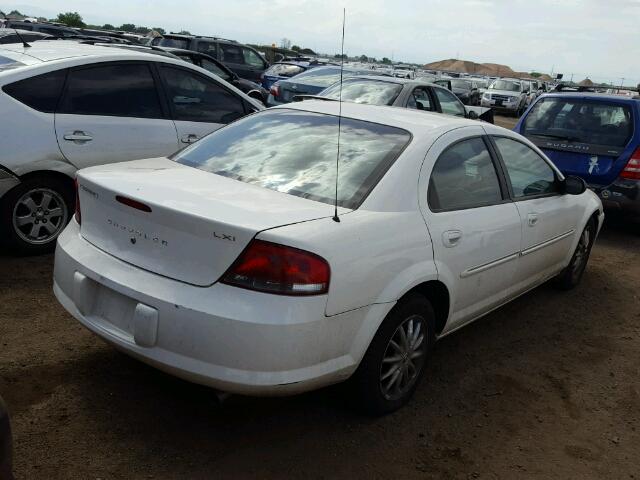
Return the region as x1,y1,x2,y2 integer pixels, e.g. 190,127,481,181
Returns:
0,41,263,252
2,33,637,419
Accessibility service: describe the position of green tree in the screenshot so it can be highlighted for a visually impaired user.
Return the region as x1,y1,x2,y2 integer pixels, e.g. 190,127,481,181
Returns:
334,53,347,59
358,54,368,62
529,72,542,78
119,23,136,32
8,10,24,16
300,48,315,55
177,30,191,35
381,57,392,65
102,23,115,30
291,45,301,52
56,12,85,27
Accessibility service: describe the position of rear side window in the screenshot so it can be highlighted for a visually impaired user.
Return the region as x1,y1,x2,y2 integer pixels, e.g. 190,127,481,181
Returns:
523,97,632,148
160,65,246,124
174,109,411,209
3,69,66,112
196,41,218,57
219,44,244,64
493,137,558,198
155,37,189,49
59,63,163,118
428,137,503,211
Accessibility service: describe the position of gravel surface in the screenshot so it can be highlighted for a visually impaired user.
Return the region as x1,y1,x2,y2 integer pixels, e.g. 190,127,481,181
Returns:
1,121,638,478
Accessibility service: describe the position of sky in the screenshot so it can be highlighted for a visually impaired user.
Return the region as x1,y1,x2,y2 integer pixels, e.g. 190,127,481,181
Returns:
4,0,640,86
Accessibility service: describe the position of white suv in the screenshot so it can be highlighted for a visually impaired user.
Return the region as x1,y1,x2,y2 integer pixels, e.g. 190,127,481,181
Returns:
0,41,263,253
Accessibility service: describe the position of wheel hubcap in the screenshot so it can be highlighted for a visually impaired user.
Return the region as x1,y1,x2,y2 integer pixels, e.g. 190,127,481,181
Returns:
380,315,427,401
12,188,68,245
571,228,591,277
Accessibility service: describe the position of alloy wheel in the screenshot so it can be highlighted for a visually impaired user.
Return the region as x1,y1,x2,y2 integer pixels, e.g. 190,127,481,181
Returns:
379,314,427,401
12,188,68,245
571,227,591,280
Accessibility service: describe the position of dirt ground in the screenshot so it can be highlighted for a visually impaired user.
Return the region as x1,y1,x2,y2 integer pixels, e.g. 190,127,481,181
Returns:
1,116,639,479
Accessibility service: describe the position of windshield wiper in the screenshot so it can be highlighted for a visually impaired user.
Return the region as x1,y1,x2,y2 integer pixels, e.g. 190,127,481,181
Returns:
527,132,582,142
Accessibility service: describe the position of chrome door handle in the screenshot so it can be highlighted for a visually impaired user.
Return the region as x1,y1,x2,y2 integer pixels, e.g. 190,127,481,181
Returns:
442,230,462,248
63,131,93,143
528,213,539,227
181,134,199,144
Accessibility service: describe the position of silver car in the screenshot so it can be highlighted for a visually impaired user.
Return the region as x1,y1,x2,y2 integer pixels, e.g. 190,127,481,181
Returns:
481,78,529,116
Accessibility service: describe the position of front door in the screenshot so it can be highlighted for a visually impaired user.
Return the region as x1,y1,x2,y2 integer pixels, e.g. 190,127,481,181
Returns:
490,135,581,288
420,127,522,332
158,65,249,145
55,62,179,169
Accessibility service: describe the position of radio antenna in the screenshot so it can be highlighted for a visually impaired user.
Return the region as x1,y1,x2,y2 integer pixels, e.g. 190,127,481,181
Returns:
332,8,346,223
14,29,31,48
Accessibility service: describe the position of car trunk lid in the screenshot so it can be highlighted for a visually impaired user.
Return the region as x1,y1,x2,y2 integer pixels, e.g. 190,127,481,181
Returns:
76,158,334,286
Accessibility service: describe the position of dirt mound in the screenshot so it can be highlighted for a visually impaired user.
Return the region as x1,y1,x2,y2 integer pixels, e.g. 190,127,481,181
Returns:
423,58,549,81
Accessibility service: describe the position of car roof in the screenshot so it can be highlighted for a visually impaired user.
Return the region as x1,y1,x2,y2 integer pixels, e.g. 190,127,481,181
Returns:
274,99,478,136
343,75,448,88
539,92,640,103
0,40,172,63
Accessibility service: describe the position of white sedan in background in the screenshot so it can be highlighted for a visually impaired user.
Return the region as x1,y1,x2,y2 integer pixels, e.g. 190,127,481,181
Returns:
53,101,603,415
0,41,262,253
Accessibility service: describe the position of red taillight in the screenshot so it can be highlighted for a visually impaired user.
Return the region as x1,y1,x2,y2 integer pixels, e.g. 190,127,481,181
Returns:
115,195,152,212
620,147,640,180
270,84,280,98
74,178,81,225
221,240,330,296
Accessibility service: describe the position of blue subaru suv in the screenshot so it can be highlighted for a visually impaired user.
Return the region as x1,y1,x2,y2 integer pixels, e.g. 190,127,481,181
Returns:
515,93,640,221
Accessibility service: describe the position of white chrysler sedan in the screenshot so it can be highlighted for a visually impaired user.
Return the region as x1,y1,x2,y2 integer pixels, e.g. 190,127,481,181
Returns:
53,101,603,414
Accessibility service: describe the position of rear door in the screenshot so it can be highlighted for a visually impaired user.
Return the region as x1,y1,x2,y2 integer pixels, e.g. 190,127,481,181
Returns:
420,127,522,330
491,135,581,286
157,64,249,145
55,62,179,169
520,97,635,186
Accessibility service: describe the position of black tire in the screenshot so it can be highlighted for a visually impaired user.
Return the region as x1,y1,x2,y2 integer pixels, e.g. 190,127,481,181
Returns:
555,218,596,290
349,293,436,416
0,176,74,255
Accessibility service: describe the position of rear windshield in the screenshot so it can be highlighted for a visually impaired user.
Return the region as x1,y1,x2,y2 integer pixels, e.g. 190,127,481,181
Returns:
0,54,25,72
523,97,633,148
174,109,411,209
265,63,306,78
451,79,471,90
321,79,403,105
490,80,521,92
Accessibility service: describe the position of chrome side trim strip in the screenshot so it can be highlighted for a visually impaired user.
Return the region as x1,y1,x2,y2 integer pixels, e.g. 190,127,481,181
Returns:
520,229,575,257
460,252,520,278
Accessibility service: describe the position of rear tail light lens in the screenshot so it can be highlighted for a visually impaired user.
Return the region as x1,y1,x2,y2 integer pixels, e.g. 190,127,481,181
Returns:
74,178,81,225
620,147,640,180
221,240,330,296
270,84,280,98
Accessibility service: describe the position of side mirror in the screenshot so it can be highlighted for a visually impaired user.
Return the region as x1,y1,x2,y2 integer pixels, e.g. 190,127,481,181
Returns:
466,110,479,120
563,175,587,195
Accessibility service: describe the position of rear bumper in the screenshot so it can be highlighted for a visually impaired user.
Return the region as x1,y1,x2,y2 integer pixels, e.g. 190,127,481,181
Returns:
53,221,386,395
590,179,640,220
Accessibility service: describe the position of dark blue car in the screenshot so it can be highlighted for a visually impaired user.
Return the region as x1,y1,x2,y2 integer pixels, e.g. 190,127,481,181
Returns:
515,93,640,221
260,61,327,90
267,66,382,106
